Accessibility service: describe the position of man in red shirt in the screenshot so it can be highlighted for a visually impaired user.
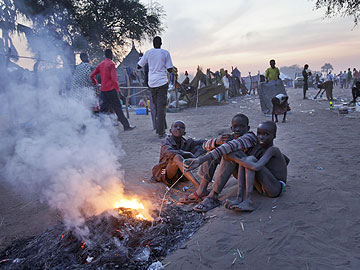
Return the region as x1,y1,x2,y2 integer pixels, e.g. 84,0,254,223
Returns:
91,49,135,130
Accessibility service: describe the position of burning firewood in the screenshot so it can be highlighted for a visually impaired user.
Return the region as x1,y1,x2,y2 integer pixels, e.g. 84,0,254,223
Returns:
0,204,206,270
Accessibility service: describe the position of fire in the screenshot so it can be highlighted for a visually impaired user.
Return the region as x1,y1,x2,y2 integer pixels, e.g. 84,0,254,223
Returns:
114,198,152,221
114,199,145,210
135,213,147,220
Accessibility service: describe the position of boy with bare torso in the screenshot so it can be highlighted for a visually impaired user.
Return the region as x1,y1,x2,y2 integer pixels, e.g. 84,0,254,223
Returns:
224,121,288,212
182,114,262,211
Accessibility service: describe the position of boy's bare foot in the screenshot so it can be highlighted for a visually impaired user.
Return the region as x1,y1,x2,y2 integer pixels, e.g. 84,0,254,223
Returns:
224,198,243,210
230,200,255,212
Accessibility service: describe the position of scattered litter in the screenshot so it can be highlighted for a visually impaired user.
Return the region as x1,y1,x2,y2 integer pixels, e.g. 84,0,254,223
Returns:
12,258,23,263
182,186,189,192
300,109,315,114
232,257,237,265
272,206,277,209
208,215,217,219
86,256,93,263
240,222,244,231
267,256,271,263
163,262,171,267
236,249,244,259
231,101,238,104
316,167,324,170
148,261,164,270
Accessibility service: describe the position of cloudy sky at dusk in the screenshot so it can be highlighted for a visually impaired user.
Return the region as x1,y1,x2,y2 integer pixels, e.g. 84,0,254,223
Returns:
137,0,360,75
10,0,360,75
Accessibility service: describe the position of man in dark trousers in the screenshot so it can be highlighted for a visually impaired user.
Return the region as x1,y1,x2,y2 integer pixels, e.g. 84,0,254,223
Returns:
91,49,135,130
137,36,173,138
302,64,310,99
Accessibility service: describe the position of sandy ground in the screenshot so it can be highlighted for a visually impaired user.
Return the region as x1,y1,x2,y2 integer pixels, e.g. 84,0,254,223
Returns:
1,84,360,269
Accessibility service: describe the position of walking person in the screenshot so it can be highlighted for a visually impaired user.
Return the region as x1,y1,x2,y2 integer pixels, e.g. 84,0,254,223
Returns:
91,49,135,130
137,36,173,138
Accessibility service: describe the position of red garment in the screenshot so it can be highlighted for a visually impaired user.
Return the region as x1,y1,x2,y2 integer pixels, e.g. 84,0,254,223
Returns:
90,58,119,92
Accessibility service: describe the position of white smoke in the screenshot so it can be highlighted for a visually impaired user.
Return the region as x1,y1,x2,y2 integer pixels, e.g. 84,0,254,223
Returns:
0,67,127,239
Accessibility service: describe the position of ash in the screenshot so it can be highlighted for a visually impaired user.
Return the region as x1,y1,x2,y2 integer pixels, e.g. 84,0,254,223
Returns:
0,204,206,269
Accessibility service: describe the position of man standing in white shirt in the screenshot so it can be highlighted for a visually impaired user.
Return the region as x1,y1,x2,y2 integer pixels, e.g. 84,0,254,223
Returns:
138,36,173,138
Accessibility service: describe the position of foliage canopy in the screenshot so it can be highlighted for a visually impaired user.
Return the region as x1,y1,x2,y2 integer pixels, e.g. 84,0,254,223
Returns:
315,0,360,25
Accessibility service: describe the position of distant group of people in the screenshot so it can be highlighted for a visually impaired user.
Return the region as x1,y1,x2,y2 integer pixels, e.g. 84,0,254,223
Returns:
70,49,135,130
71,36,175,135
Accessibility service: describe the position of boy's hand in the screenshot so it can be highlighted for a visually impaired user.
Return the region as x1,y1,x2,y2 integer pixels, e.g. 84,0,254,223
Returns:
216,134,232,145
183,158,200,171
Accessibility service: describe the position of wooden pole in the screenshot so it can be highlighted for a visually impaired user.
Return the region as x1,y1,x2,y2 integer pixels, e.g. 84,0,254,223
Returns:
125,72,130,119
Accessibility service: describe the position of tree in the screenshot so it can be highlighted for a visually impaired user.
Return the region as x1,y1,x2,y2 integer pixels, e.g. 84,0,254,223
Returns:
314,0,360,25
280,64,302,79
321,63,334,73
12,0,164,64
0,0,19,62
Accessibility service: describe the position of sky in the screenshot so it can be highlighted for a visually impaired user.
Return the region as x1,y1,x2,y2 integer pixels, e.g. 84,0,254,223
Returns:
136,0,360,75
9,0,360,75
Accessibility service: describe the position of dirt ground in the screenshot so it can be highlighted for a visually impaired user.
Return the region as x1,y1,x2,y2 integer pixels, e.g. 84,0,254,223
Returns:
1,84,360,269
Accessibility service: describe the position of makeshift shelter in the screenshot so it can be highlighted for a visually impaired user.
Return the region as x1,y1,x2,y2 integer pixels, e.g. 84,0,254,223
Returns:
178,68,226,107
116,42,146,105
258,79,288,114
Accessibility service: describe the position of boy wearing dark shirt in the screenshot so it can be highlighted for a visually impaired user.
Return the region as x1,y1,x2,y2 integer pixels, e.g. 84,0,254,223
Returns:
152,120,205,187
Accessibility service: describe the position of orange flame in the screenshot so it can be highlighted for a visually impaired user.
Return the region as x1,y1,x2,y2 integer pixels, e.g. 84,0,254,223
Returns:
114,197,152,221
114,198,145,210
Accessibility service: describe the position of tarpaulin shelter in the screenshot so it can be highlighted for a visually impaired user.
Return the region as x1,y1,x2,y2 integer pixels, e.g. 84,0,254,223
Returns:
258,79,288,114
116,42,146,105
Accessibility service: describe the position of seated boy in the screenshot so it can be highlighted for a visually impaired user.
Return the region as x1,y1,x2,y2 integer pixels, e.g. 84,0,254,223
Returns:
271,93,290,123
224,121,289,212
183,114,262,211
152,120,205,187
351,81,360,104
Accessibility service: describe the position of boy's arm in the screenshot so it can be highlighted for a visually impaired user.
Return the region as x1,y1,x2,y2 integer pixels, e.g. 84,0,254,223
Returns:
161,139,194,159
202,134,233,151
208,132,258,160
237,147,278,171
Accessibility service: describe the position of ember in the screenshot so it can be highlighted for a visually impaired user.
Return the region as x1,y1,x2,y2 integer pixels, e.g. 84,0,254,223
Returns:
0,204,206,270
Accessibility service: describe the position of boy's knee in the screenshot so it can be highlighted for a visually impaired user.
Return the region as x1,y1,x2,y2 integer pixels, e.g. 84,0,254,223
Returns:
246,156,258,162
223,154,233,161
173,154,184,163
